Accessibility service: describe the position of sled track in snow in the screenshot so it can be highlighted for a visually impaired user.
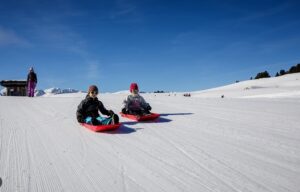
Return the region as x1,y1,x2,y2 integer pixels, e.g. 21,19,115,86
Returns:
0,95,300,192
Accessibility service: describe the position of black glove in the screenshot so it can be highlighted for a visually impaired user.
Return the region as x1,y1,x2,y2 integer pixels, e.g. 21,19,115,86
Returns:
147,106,152,111
92,117,100,125
77,116,84,123
108,110,114,116
122,108,127,114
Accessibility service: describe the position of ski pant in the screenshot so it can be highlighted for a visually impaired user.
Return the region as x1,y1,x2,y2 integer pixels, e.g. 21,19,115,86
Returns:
27,81,36,97
85,116,112,125
85,114,119,125
125,108,150,116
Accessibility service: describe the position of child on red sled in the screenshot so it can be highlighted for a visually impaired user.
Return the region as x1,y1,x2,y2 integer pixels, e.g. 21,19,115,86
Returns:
77,85,119,125
121,83,152,116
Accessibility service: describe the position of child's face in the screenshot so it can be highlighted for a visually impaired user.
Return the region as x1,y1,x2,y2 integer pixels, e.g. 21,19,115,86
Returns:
132,89,138,95
89,91,98,98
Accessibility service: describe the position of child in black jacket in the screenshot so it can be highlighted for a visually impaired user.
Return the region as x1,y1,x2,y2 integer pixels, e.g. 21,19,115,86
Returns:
76,85,119,125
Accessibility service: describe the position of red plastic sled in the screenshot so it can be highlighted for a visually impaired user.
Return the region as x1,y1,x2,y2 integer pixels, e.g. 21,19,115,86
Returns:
81,123,121,132
120,112,160,121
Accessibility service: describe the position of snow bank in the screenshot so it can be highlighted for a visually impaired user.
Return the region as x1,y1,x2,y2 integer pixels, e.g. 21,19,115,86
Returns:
44,87,81,95
192,73,300,98
0,88,6,96
35,89,45,97
112,90,130,94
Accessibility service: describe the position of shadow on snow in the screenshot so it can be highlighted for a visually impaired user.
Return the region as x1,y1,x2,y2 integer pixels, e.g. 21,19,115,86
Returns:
159,113,193,116
92,113,193,134
102,125,138,134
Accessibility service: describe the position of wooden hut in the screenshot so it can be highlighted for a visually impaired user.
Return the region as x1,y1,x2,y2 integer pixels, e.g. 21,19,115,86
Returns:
0,80,27,96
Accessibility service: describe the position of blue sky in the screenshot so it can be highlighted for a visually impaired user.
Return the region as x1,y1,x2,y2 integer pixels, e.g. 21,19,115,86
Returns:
0,0,300,92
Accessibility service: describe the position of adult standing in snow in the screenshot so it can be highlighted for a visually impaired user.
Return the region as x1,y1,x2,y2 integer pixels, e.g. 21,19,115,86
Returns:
27,67,37,97
76,85,119,125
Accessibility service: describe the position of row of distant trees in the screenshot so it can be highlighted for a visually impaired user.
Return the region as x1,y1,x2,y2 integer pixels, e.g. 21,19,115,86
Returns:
252,63,300,80
154,90,165,93
275,63,300,77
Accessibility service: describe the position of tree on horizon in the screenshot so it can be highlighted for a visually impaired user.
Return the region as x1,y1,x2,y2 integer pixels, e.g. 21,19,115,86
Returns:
255,71,271,79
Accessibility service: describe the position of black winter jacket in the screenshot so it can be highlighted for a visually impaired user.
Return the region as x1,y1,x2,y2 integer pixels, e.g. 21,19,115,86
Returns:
27,71,37,83
76,96,111,123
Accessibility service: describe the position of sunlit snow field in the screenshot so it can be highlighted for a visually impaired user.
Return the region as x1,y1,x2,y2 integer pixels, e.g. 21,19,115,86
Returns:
0,74,300,192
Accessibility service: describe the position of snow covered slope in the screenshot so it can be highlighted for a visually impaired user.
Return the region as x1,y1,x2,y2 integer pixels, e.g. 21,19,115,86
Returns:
193,73,300,98
0,88,6,96
41,87,82,96
0,93,300,192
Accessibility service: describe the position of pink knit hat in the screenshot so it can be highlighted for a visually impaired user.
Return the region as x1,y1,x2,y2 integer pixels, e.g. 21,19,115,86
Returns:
129,83,138,92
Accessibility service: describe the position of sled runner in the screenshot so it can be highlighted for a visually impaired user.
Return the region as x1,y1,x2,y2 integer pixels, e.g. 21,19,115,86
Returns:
120,112,160,121
81,123,121,132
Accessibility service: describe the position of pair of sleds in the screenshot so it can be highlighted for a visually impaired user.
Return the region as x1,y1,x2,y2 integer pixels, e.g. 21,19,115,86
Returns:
81,112,160,132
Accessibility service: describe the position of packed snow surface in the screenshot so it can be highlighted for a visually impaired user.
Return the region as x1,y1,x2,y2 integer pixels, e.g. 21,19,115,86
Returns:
0,74,300,192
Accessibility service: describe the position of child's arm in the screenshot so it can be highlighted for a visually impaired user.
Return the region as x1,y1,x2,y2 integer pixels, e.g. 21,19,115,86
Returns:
98,101,114,116
123,96,132,109
140,96,151,109
76,100,86,123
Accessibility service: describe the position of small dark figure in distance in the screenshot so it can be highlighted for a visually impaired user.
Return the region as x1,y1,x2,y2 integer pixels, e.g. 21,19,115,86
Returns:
27,67,37,97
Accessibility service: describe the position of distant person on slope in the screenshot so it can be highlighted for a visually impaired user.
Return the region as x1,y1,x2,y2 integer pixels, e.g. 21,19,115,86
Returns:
27,67,37,97
121,83,152,115
76,85,119,125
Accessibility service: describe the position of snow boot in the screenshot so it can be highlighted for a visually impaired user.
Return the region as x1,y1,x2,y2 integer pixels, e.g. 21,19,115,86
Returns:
111,114,119,124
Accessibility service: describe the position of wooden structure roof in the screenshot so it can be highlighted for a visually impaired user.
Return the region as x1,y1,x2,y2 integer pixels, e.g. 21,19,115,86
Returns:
0,80,27,96
0,80,27,86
